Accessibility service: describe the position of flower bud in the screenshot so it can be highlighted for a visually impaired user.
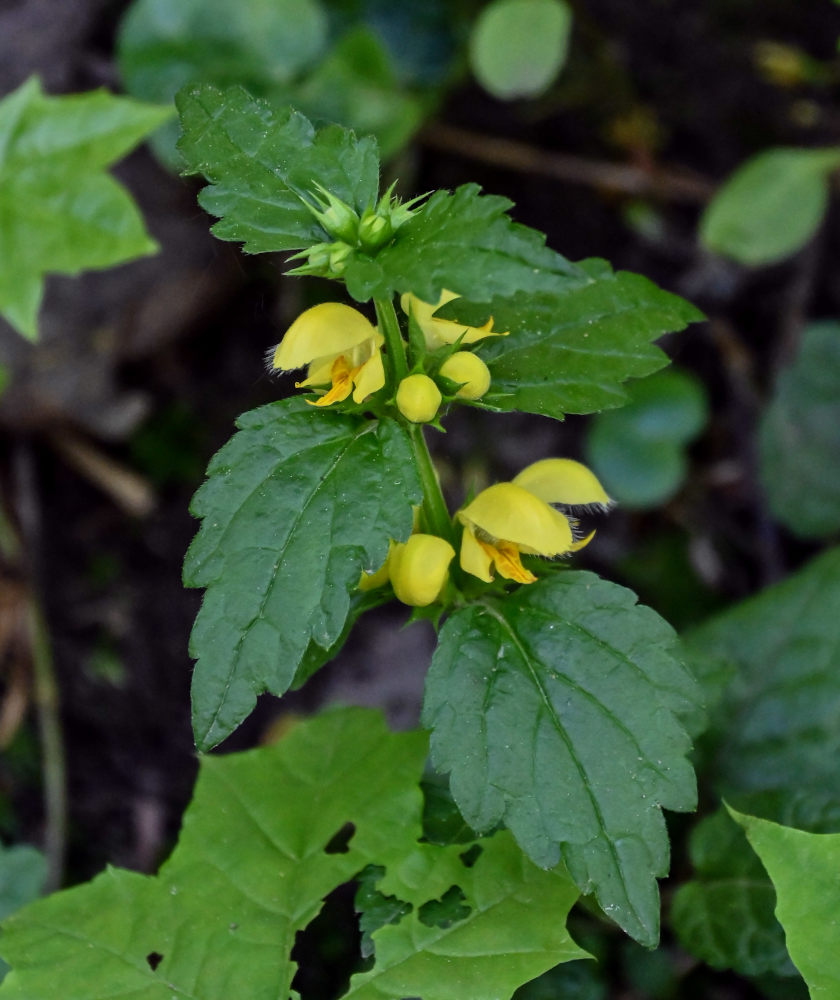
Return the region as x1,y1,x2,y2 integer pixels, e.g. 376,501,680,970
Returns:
306,184,360,244
358,209,394,252
396,374,442,423
389,534,455,607
439,352,491,400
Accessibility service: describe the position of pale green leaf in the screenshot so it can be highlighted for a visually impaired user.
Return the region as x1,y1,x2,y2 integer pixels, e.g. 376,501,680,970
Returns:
470,0,573,99
731,808,840,1000
184,400,421,750
671,808,795,978
0,708,584,1000
587,369,708,508
0,77,172,339
176,84,380,253
685,546,840,814
0,845,46,922
759,322,840,537
701,147,840,266
437,265,703,419
423,571,699,946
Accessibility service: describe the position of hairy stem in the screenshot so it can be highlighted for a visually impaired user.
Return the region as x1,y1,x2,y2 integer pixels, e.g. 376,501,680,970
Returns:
374,296,410,385
409,424,455,545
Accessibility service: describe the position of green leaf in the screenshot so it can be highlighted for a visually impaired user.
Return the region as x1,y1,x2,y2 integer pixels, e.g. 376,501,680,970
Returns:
0,708,585,1000
759,322,840,538
671,808,795,978
184,400,421,750
438,264,703,420
586,369,708,508
423,571,699,947
469,0,573,99
700,147,840,266
0,77,172,340
730,808,840,999
343,183,583,303
176,84,380,253
685,547,840,817
118,0,328,167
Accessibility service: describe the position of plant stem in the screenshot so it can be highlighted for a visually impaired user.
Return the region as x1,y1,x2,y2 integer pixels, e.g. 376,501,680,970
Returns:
409,424,455,545
374,296,410,385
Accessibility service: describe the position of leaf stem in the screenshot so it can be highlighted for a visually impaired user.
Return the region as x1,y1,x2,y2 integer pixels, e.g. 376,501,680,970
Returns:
374,296,409,385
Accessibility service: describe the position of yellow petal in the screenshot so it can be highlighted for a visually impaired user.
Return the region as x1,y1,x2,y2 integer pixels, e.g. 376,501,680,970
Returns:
312,356,356,406
459,524,494,582
512,458,612,509
459,482,573,555
482,539,537,584
390,534,455,607
402,290,507,350
351,349,386,403
273,302,377,371
297,353,336,388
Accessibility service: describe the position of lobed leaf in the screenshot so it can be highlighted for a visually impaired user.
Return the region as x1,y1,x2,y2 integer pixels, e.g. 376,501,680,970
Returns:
423,571,699,946
184,399,421,749
176,83,380,252
0,708,585,1000
0,77,171,339
731,808,840,999
438,264,703,420
759,321,840,538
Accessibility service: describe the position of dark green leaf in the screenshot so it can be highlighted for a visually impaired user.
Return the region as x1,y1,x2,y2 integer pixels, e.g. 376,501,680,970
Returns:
685,547,840,820
343,183,583,303
0,77,172,339
423,571,698,946
730,808,840,999
586,369,708,508
0,709,585,1000
671,808,795,978
184,400,421,749
700,147,840,266
470,0,573,99
176,84,380,253
440,266,703,419
759,321,840,538
355,864,412,960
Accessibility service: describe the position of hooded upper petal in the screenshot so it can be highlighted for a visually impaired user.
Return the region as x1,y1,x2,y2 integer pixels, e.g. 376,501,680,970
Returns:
401,291,507,350
459,482,573,555
273,302,378,371
512,458,612,509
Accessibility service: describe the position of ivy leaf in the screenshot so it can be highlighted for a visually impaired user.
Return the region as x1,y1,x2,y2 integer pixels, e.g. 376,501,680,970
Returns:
184,400,421,750
0,76,172,340
0,708,584,1000
685,546,840,817
671,808,796,978
342,183,584,303
730,808,840,999
437,263,703,419
176,83,380,252
759,322,840,538
423,571,699,947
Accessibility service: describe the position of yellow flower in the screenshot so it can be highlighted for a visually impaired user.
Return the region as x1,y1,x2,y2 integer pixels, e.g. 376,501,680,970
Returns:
400,290,507,351
396,373,442,423
458,459,611,584
272,302,385,406
439,351,491,400
389,534,455,607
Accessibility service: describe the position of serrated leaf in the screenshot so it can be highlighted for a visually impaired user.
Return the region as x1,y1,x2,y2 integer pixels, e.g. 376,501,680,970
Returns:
438,266,703,419
731,808,840,999
0,708,585,1000
176,84,380,253
184,400,421,749
700,147,840,266
587,369,708,508
0,77,172,339
685,546,840,816
343,183,583,303
470,0,573,100
671,808,795,978
422,571,699,946
759,322,840,538
118,0,329,167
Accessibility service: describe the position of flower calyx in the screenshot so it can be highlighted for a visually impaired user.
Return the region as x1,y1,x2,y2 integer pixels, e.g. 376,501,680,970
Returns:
272,302,385,407
458,458,612,585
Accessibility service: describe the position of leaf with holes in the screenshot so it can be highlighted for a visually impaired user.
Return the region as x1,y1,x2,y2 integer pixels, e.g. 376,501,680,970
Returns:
423,571,699,946
435,263,703,420
0,76,171,339
176,84,380,253
184,399,421,749
0,708,585,1000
